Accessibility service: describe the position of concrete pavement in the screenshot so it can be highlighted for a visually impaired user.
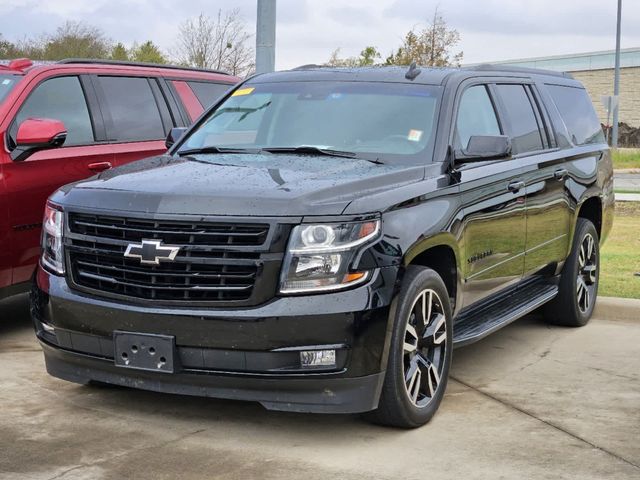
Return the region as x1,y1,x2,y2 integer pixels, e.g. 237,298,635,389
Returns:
614,170,640,202
0,294,639,480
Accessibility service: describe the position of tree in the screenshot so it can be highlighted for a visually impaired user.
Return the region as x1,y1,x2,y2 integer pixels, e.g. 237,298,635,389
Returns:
386,8,463,67
110,42,129,61
130,41,166,64
41,21,112,60
173,10,254,76
326,46,381,67
0,34,16,58
0,35,44,60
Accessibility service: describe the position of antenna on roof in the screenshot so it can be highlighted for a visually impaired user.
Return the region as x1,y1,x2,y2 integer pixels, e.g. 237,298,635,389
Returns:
405,62,421,80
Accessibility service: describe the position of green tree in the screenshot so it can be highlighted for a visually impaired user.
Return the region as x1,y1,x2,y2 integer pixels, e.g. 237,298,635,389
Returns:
130,41,166,64
110,42,129,61
0,35,44,60
358,46,381,66
386,8,463,67
42,21,112,60
326,46,381,67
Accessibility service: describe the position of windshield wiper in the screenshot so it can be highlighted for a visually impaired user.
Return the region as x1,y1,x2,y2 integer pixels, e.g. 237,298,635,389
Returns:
176,146,260,156
262,146,357,159
263,146,384,164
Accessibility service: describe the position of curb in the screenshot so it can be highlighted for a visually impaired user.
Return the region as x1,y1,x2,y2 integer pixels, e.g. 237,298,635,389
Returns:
595,296,640,322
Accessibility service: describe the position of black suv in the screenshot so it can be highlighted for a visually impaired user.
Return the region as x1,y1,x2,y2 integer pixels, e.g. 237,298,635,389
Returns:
31,65,614,428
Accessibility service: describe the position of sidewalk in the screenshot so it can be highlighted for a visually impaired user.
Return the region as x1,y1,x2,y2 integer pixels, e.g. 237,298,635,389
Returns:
614,170,640,202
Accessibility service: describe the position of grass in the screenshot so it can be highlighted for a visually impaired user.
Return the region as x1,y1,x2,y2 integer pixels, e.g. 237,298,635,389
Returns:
612,149,640,170
599,202,640,299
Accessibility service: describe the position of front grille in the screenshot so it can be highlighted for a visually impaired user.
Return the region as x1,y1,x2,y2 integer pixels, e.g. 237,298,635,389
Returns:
66,212,274,305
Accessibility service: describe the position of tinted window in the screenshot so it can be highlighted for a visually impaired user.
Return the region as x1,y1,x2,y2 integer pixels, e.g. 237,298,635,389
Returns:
496,84,544,154
188,82,230,109
547,84,605,145
15,76,93,146
99,76,164,141
456,85,501,149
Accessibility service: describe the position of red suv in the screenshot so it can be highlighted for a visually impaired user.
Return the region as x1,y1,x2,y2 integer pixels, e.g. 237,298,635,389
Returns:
0,58,239,300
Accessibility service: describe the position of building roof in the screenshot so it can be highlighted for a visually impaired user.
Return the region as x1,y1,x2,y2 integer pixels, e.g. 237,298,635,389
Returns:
466,48,640,72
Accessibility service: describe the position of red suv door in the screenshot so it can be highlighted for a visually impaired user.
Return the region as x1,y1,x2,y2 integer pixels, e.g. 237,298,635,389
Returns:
2,74,115,286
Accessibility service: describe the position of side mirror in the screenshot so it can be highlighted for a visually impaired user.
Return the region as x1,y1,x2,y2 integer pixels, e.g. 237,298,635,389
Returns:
165,127,187,149
11,118,67,162
456,135,512,163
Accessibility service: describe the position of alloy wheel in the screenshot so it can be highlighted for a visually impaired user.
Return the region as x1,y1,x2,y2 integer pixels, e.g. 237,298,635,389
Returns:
403,289,447,408
576,232,598,314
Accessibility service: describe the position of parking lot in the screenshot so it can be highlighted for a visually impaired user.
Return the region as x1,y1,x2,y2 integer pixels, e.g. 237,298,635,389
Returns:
1,294,638,480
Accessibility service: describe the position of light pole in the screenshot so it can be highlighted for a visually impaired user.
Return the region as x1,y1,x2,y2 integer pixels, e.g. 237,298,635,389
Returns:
612,0,622,148
256,0,276,74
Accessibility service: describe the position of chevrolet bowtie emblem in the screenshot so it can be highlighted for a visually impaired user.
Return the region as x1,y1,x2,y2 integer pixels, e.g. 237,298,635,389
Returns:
124,239,181,265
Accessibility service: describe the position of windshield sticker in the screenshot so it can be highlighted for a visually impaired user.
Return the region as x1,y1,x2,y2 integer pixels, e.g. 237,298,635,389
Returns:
1,79,10,85
407,129,423,142
232,87,255,97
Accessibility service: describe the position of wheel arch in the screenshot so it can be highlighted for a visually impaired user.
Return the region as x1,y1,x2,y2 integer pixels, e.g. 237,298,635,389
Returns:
576,195,602,239
403,233,461,312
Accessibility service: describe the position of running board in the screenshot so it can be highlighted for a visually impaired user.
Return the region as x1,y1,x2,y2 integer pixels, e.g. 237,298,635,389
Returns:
453,282,558,348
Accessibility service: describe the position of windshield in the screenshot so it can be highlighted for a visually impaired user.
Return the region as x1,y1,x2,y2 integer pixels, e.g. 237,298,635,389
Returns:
0,74,19,104
180,81,442,163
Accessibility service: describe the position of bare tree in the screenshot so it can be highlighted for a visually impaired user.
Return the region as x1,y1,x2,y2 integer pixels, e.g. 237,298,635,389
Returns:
173,10,254,76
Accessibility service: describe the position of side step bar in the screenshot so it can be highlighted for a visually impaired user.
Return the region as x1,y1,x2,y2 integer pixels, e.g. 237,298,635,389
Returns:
453,282,558,348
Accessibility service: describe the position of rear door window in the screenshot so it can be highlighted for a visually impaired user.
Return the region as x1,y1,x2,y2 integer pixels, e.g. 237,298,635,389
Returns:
187,81,231,109
455,85,501,150
98,76,165,142
546,84,605,145
495,84,544,154
14,76,94,146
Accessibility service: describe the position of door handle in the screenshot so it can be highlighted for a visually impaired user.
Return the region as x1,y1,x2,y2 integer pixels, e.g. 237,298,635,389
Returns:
554,168,568,180
507,180,525,193
88,161,112,172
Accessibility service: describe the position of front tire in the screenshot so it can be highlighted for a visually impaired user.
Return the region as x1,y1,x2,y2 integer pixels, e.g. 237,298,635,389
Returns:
367,266,453,428
545,218,599,327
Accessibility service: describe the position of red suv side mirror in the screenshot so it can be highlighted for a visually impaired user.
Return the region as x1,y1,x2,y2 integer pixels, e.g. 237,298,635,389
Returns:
11,118,67,162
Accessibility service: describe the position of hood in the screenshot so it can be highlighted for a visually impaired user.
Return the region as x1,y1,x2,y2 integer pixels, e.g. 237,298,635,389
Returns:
55,154,426,216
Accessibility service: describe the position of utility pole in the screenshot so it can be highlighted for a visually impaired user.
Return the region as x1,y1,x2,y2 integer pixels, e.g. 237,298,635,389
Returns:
256,0,276,74
612,0,622,148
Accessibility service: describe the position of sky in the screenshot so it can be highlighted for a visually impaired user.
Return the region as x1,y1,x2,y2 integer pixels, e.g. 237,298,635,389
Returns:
1,0,639,69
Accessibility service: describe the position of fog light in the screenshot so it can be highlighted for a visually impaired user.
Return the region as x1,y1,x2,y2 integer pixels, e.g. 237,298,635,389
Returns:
300,349,336,368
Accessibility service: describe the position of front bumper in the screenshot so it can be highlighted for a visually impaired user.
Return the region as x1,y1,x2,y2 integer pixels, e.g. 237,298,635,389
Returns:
32,266,398,413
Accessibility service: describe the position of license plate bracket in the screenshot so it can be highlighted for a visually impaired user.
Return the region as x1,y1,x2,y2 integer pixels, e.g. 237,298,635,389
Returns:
114,331,176,373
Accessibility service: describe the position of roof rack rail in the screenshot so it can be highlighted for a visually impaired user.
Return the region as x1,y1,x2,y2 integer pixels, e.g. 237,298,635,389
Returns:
465,63,573,79
56,58,230,76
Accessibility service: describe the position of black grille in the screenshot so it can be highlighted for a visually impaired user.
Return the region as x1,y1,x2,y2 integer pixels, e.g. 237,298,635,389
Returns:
66,213,272,304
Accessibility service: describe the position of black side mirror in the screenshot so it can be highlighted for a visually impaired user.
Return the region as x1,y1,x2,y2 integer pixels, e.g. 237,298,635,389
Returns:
455,135,512,163
165,127,187,149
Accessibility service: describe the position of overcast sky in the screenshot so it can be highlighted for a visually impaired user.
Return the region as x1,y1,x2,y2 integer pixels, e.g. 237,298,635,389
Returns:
1,0,639,69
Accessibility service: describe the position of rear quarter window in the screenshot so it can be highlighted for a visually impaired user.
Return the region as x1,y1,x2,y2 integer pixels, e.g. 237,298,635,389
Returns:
546,84,605,146
188,81,232,109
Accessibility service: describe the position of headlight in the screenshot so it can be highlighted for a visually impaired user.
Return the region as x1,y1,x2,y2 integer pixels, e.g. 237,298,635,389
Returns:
279,219,380,294
42,203,64,275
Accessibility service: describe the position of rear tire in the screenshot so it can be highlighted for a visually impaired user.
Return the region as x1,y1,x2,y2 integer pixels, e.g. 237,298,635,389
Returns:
367,266,453,428
544,218,599,327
